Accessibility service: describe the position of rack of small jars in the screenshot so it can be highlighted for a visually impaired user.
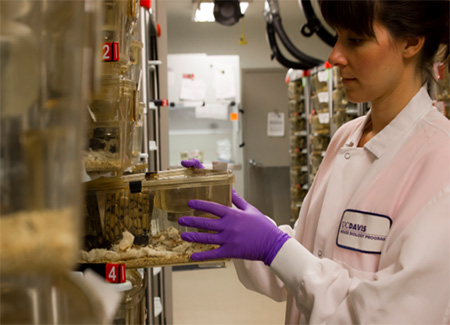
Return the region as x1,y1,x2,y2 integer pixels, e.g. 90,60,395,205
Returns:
287,65,365,223
308,65,331,185
287,70,309,223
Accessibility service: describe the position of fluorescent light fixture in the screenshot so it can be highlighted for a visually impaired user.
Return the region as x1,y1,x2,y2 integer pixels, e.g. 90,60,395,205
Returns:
240,2,249,13
194,1,250,23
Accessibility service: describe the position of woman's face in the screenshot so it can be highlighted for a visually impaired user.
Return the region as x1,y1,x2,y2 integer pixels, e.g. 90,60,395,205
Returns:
328,21,407,104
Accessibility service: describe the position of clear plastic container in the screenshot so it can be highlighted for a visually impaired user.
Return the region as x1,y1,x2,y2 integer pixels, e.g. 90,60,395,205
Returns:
288,80,303,100
112,269,146,325
81,167,234,267
310,134,330,151
290,134,307,149
290,150,307,166
289,116,307,133
101,0,139,74
310,69,329,94
290,185,308,202
0,1,97,274
310,152,324,176
288,99,305,116
333,87,349,110
0,273,103,324
310,114,330,135
125,39,143,84
290,166,308,186
84,76,138,173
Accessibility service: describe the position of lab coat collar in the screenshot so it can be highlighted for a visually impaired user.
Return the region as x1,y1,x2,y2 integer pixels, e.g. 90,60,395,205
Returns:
346,87,433,159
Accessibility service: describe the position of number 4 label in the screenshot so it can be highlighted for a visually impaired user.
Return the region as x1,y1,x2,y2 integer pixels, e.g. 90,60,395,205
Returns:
105,263,126,283
102,42,119,62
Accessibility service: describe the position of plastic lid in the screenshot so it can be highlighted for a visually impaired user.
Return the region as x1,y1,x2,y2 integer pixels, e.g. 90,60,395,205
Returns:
108,280,132,292
140,0,151,9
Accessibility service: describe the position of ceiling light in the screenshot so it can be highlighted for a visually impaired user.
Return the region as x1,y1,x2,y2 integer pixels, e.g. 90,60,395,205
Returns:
194,1,249,23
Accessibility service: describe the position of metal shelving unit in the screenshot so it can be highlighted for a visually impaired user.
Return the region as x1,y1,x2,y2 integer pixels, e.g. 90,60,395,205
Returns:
139,4,172,325
287,66,367,223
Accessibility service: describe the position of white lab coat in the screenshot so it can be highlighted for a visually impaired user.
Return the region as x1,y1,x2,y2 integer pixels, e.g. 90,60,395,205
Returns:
234,87,450,324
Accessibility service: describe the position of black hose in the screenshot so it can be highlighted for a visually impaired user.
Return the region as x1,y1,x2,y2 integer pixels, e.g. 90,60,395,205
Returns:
300,0,336,47
271,14,323,67
266,23,315,70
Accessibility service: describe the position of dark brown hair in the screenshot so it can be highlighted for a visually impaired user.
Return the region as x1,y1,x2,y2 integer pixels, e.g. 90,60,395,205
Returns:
320,0,450,81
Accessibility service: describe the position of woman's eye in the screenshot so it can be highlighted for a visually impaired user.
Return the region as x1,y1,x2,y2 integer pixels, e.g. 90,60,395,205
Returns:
348,38,364,44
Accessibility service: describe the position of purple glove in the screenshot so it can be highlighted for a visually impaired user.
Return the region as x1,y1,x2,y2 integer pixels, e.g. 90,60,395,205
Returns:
181,159,204,169
178,191,291,266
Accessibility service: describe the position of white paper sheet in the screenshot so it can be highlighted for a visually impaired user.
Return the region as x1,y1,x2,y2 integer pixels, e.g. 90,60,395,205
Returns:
195,103,228,120
213,63,236,99
180,78,207,101
168,68,175,87
267,112,285,137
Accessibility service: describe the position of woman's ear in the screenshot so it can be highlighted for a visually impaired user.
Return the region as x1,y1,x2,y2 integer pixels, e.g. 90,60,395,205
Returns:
403,36,425,59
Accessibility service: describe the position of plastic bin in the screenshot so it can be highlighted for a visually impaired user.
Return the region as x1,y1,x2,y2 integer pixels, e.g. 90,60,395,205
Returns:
81,167,234,267
288,99,305,116
84,76,138,173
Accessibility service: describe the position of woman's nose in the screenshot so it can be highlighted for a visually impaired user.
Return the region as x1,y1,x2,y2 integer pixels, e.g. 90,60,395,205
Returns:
328,42,347,68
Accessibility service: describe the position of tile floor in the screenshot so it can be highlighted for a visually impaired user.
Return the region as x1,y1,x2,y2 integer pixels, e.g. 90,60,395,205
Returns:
172,261,286,325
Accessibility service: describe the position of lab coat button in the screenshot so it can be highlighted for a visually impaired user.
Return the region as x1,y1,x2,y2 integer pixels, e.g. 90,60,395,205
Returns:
318,250,323,257
344,152,351,159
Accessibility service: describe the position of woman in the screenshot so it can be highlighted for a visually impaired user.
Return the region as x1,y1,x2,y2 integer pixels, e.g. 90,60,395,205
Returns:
179,0,450,323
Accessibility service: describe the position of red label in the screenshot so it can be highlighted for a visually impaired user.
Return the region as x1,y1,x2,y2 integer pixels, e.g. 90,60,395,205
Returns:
120,264,126,283
105,263,126,283
102,42,120,62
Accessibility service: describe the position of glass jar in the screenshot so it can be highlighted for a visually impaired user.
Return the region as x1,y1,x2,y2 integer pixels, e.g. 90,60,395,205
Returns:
0,272,103,324
0,0,97,274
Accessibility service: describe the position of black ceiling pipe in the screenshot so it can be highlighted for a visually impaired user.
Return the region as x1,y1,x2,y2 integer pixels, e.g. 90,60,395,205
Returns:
264,0,323,68
266,22,315,70
300,0,336,47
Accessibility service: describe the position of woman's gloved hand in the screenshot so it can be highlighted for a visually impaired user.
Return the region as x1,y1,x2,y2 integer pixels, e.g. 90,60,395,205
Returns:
181,159,204,169
178,191,291,266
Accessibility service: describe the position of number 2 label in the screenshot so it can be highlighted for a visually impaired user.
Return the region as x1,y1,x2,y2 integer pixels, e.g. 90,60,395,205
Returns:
102,42,119,62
